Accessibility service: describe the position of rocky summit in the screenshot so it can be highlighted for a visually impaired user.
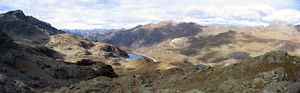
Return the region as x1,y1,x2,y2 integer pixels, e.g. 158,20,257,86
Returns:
0,10,65,45
1,9,300,93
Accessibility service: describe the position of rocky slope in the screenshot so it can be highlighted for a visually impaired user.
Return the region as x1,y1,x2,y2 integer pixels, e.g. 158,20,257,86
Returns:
55,51,300,92
0,10,129,92
0,10,65,45
165,51,300,92
0,29,23,65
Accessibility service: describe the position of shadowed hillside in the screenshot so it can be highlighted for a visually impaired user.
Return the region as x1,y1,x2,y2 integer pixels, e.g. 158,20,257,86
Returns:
101,21,204,48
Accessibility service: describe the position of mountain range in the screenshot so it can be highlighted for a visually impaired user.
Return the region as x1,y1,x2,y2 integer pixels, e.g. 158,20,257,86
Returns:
63,29,123,42
100,21,300,66
1,10,300,92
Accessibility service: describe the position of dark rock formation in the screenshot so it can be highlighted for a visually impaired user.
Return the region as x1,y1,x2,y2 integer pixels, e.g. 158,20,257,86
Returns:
0,29,22,65
99,44,129,58
52,62,118,79
75,59,96,66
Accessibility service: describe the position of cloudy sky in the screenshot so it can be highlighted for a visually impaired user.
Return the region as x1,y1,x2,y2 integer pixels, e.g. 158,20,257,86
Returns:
1,0,300,29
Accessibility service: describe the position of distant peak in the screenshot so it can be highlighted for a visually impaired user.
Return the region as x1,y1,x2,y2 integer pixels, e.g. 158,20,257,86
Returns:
269,21,289,27
157,21,183,26
158,20,173,24
6,10,24,15
139,21,182,29
4,10,27,20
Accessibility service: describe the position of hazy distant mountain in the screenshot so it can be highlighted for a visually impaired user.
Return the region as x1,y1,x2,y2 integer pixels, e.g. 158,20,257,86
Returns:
63,29,123,41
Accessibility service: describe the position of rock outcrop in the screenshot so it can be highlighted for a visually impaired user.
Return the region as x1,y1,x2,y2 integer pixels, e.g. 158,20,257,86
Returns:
170,37,191,48
52,60,118,79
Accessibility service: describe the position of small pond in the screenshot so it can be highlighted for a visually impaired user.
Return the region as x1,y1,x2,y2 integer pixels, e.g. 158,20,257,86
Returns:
128,53,144,59
196,65,208,68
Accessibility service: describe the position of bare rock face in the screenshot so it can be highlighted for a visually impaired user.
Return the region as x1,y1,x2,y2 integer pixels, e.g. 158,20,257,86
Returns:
170,37,191,48
0,29,22,65
0,10,65,45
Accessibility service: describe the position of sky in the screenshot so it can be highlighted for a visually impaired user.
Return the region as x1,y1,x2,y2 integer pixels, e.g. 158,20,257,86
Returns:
1,0,300,29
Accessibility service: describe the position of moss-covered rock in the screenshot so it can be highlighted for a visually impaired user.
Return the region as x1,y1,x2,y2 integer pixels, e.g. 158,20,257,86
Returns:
218,79,237,92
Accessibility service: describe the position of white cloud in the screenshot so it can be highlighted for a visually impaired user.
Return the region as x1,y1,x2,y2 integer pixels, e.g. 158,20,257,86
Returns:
1,0,300,29
262,9,300,22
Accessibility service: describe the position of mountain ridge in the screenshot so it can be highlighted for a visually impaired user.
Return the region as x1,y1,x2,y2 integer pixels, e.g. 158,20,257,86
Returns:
0,10,65,45
101,21,204,48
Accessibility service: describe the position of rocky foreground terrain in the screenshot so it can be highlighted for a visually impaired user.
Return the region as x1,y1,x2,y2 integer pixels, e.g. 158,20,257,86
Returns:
56,51,300,93
1,10,300,93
